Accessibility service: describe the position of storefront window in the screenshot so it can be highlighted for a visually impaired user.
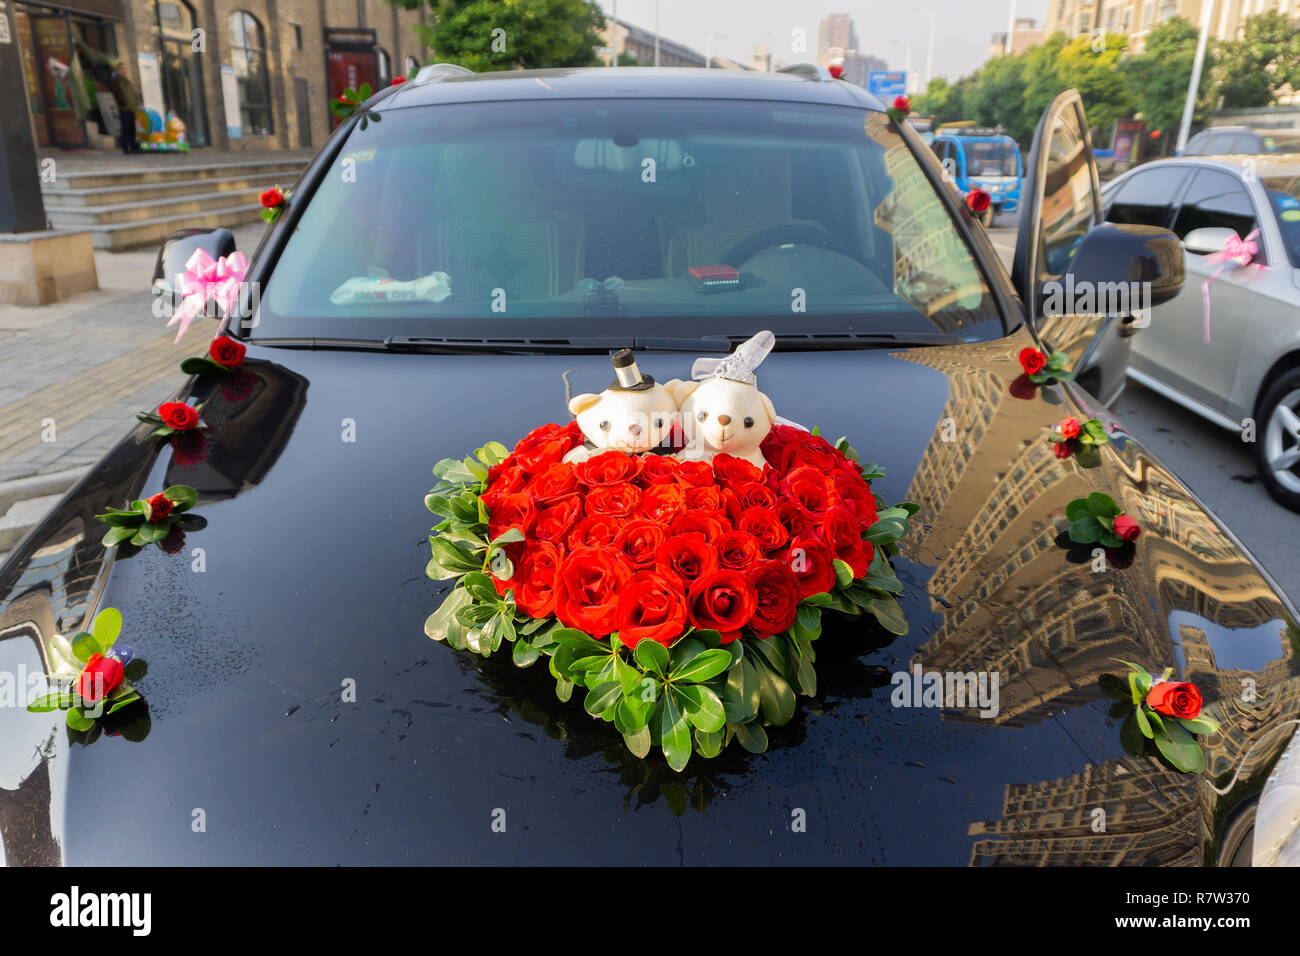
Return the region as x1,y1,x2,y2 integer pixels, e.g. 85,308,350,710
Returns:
230,10,273,135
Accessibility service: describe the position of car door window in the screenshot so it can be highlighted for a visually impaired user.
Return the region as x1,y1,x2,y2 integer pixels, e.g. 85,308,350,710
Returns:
1230,135,1258,154
1106,168,1181,228
1172,169,1260,253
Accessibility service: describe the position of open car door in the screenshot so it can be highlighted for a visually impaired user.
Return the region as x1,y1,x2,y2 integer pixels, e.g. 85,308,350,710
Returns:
1011,89,1139,406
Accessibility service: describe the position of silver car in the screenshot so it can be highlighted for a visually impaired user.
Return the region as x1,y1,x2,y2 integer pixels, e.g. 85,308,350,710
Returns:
1101,155,1300,510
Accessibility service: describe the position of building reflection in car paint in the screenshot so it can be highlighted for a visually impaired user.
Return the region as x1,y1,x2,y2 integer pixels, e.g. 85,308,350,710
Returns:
892,339,1299,864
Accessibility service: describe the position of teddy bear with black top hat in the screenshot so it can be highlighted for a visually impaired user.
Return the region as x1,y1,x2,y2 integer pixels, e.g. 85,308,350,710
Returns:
562,350,684,463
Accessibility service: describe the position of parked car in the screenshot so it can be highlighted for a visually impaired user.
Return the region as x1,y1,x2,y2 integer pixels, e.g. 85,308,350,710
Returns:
1180,125,1300,157
2,68,1297,866
930,126,1023,227
1101,155,1300,509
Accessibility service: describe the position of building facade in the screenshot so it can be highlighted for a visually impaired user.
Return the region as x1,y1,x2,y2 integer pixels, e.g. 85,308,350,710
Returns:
1046,0,1300,53
11,0,427,152
598,18,706,68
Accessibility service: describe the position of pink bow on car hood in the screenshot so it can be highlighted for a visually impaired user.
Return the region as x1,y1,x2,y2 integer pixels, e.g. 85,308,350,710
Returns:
1201,229,1261,343
167,249,249,341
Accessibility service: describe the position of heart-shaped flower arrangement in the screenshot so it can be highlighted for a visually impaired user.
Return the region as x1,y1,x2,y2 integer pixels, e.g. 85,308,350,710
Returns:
424,422,914,770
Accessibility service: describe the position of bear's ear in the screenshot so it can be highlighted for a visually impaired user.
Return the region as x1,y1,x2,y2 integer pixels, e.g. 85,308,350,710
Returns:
759,391,777,424
663,378,699,406
569,392,602,416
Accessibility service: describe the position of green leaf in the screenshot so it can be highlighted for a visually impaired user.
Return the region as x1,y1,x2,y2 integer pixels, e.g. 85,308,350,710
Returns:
101,525,136,547
70,631,101,663
635,639,670,677
671,648,731,684
660,692,692,772
489,527,525,547
623,723,652,759
1119,711,1145,757
66,708,95,732
865,596,908,635
425,588,471,642
163,485,198,511
1098,672,1129,700
124,659,147,683
1065,498,1091,522
135,522,169,544
694,727,724,758
863,518,907,544
795,604,822,633
1152,720,1204,773
732,720,768,754
753,655,796,726
832,559,854,588
512,639,541,668
551,628,608,656
106,693,141,716
91,608,122,650
554,678,574,703
1176,714,1219,736
1068,515,1103,544
584,681,623,717
1048,351,1070,368
27,692,72,712
667,637,707,674
677,684,726,733
1087,491,1121,517
1134,703,1154,739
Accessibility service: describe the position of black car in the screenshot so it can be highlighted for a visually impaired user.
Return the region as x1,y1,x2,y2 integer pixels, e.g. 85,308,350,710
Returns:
2,65,1297,866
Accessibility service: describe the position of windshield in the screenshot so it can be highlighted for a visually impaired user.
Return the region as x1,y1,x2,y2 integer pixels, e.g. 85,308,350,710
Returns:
961,139,1018,178
1264,175,1300,267
257,98,1003,342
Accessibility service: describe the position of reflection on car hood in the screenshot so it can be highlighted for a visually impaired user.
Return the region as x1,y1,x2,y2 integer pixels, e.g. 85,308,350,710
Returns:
1,329,1297,865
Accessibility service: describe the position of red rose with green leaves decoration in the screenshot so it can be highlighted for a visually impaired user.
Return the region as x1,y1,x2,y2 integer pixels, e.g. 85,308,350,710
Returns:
138,400,205,439
1101,661,1217,773
96,484,200,550
259,185,290,224
886,95,911,123
1018,346,1074,384
967,189,991,213
1065,492,1139,549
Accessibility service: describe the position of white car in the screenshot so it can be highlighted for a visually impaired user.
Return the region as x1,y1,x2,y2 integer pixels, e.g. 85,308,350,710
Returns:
1102,155,1300,510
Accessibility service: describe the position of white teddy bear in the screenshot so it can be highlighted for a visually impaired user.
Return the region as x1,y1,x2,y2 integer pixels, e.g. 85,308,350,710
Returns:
562,350,683,463
669,331,780,468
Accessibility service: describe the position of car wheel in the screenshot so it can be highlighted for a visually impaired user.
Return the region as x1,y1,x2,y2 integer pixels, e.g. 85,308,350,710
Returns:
1254,370,1300,511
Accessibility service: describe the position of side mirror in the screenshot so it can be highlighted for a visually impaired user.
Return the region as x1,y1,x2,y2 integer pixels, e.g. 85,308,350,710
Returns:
1183,226,1237,256
1047,222,1185,317
151,228,236,306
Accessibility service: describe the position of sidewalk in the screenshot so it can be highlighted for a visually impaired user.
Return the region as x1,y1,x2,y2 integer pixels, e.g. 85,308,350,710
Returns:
0,221,266,559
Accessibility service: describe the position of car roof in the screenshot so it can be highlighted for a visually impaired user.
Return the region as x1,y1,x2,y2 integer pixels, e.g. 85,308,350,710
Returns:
1190,126,1256,137
1130,154,1300,178
378,66,887,111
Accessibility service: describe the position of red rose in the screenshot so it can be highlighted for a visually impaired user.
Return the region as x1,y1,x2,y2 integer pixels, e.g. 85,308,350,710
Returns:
733,480,778,512
511,423,580,474
585,482,641,518
655,533,718,587
746,559,801,637
783,443,840,474
785,537,837,599
554,547,632,637
574,450,641,487
776,497,816,539
1018,347,1047,376
687,569,758,638
638,483,686,524
821,506,871,578
613,519,667,570
615,571,688,649
158,401,199,432
481,463,527,511
569,514,620,550
525,462,577,503
639,455,681,484
893,95,910,112
831,468,878,529
259,187,285,209
685,485,726,513
674,460,715,488
533,494,583,543
1113,514,1141,542
966,188,991,213
1146,680,1202,720
146,492,174,522
715,530,762,571
1053,439,1075,460
783,466,835,518
670,510,732,541
712,453,764,489
515,542,562,618
1058,417,1081,439
487,492,535,540
77,652,124,704
209,335,246,368
736,506,789,553
391,75,407,85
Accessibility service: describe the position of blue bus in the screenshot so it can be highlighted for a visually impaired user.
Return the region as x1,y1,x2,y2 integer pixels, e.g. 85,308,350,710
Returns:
930,127,1023,226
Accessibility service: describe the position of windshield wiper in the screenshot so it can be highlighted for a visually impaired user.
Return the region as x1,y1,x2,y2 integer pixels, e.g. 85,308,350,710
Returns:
768,331,957,349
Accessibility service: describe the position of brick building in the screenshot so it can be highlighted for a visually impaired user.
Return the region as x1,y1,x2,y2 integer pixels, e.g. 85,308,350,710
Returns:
11,0,427,152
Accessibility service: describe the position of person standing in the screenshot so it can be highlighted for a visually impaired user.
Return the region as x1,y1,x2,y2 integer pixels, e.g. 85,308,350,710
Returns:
109,61,140,154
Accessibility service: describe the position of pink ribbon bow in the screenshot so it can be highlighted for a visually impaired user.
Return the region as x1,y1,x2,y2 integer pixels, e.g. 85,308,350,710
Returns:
167,249,249,341
1201,229,1261,343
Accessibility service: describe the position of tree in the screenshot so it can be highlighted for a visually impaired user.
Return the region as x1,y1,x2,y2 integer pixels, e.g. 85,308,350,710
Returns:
1214,11,1300,108
388,0,607,72
913,77,964,127
1057,34,1132,141
1122,17,1215,135
965,53,1029,140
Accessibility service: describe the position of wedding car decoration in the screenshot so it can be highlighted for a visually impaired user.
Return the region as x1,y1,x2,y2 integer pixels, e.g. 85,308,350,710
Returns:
966,189,991,214
1201,228,1262,342
96,484,201,549
180,335,247,376
1100,661,1218,774
1065,492,1141,548
564,350,683,463
1018,346,1073,383
259,186,290,225
166,248,249,341
136,400,205,439
1048,415,1110,461
27,607,149,735
423,336,915,771
331,83,381,129
886,95,911,124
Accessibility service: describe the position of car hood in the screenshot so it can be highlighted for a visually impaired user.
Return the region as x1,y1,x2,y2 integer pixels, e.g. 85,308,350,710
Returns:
2,329,1298,865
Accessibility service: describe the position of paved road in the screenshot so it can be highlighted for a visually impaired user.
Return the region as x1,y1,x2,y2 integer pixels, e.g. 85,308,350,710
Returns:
987,214,1300,605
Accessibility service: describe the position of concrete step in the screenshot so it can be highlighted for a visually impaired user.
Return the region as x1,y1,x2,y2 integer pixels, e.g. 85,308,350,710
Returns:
0,494,62,555
41,170,296,208
50,158,310,191
83,200,269,250
46,186,273,227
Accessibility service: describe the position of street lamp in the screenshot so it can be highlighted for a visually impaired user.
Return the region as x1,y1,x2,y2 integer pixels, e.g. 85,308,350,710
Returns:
911,8,935,93
1177,0,1216,153
654,0,661,67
